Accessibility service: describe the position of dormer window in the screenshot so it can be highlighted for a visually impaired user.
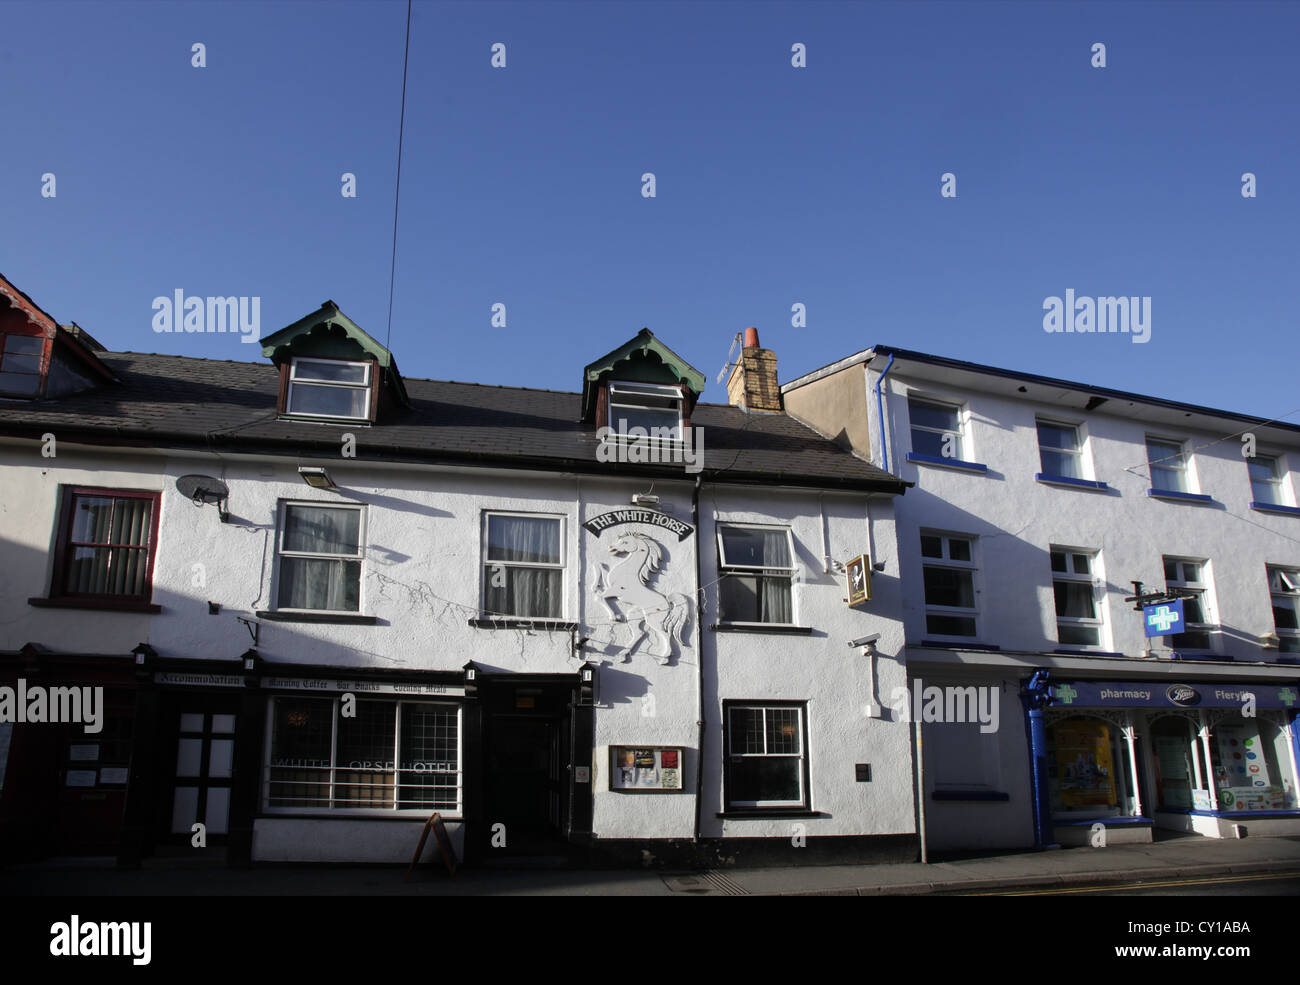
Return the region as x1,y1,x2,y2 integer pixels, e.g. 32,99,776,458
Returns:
0,334,44,396
607,381,683,440
287,357,372,421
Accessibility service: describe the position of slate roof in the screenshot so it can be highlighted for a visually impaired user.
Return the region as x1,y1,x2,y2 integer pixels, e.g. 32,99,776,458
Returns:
0,352,907,493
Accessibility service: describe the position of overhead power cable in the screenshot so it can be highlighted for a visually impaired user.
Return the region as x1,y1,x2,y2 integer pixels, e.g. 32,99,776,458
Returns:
385,0,413,352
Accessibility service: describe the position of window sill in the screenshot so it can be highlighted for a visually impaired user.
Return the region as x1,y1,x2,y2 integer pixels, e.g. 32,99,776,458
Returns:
905,452,988,473
467,618,578,631
29,596,161,614
1251,501,1300,517
255,610,377,624
1051,648,1126,658
277,413,373,426
932,790,1010,803
1146,488,1213,504
1035,473,1109,491
711,623,813,635
919,639,1001,651
716,809,827,820
1169,650,1231,661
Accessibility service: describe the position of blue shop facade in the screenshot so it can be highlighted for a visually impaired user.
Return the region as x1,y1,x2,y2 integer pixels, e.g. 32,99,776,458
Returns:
1023,671,1300,846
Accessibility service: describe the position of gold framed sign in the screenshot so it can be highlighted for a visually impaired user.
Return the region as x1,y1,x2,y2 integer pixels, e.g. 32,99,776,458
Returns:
846,554,871,607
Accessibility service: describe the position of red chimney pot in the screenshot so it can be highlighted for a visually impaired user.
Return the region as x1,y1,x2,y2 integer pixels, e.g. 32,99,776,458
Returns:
743,326,760,349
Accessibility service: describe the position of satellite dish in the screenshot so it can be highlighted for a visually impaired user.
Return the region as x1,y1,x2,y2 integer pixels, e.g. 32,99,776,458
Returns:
176,474,230,522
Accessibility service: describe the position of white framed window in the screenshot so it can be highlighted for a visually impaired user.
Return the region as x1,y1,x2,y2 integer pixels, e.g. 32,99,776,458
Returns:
1146,436,1189,493
1268,566,1300,654
717,523,796,624
909,396,964,460
287,357,372,420
1037,420,1084,479
264,697,461,815
1249,455,1285,506
1051,547,1103,646
920,532,979,638
483,512,564,619
275,502,364,612
607,381,683,440
1162,557,1215,651
724,703,807,809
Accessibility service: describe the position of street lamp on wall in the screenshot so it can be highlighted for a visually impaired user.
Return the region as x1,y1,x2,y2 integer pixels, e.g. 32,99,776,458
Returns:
298,466,337,489
462,660,479,698
578,661,598,706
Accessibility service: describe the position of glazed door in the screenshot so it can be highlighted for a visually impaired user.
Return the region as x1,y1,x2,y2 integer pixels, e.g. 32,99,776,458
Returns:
164,704,237,843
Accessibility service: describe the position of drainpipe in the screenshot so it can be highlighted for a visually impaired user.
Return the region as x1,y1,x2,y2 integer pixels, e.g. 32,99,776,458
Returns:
873,353,896,474
692,475,706,844
912,717,928,864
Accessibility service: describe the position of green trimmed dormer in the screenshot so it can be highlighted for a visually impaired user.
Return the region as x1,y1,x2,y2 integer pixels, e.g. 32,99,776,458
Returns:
260,301,410,423
581,329,706,435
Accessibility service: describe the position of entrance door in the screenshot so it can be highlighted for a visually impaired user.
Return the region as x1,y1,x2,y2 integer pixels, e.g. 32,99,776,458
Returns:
165,705,237,843
482,682,572,856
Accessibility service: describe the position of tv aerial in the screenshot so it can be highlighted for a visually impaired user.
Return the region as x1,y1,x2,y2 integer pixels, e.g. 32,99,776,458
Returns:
716,331,743,384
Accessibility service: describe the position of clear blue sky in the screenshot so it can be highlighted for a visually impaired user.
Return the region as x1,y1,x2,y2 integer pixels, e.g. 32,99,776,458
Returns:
2,0,1297,421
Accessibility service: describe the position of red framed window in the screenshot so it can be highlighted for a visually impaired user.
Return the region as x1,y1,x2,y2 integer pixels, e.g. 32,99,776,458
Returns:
51,488,161,602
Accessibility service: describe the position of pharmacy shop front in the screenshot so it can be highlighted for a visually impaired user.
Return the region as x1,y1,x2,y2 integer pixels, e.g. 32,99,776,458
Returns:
1038,679,1300,843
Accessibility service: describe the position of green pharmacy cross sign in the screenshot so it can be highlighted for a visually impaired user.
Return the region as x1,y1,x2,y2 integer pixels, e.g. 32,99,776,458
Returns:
1143,599,1184,637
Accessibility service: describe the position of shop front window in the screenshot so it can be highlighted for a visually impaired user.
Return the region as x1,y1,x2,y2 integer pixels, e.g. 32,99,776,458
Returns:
1209,714,1296,812
266,697,460,814
1046,716,1134,818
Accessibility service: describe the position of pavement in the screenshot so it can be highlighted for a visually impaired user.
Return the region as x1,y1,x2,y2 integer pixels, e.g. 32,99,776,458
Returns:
4,832,1300,895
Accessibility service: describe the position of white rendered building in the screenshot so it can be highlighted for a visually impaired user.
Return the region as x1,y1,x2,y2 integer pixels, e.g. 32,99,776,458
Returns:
784,345,1300,850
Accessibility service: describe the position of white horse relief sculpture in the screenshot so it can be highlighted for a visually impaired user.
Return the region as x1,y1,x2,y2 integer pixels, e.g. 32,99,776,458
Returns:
591,531,691,664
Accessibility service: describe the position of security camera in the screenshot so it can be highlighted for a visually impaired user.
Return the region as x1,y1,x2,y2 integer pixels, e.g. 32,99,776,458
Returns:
848,634,881,648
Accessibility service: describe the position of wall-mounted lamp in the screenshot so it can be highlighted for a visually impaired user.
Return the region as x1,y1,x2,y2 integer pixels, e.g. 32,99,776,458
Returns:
462,660,479,698
240,648,259,673
631,492,660,507
131,642,157,666
578,660,599,706
298,466,337,489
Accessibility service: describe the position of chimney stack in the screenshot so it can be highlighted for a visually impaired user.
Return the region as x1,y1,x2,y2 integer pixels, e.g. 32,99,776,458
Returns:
726,326,782,413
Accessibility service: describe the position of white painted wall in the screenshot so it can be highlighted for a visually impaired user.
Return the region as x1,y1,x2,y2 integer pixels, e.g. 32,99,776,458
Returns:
859,364,1300,850
866,369,1300,660
1,436,916,856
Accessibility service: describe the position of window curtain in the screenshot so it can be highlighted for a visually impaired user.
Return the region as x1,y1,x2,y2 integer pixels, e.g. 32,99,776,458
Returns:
65,495,152,596
279,507,360,610
720,527,792,622
489,515,559,564
486,516,560,617
756,529,792,622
